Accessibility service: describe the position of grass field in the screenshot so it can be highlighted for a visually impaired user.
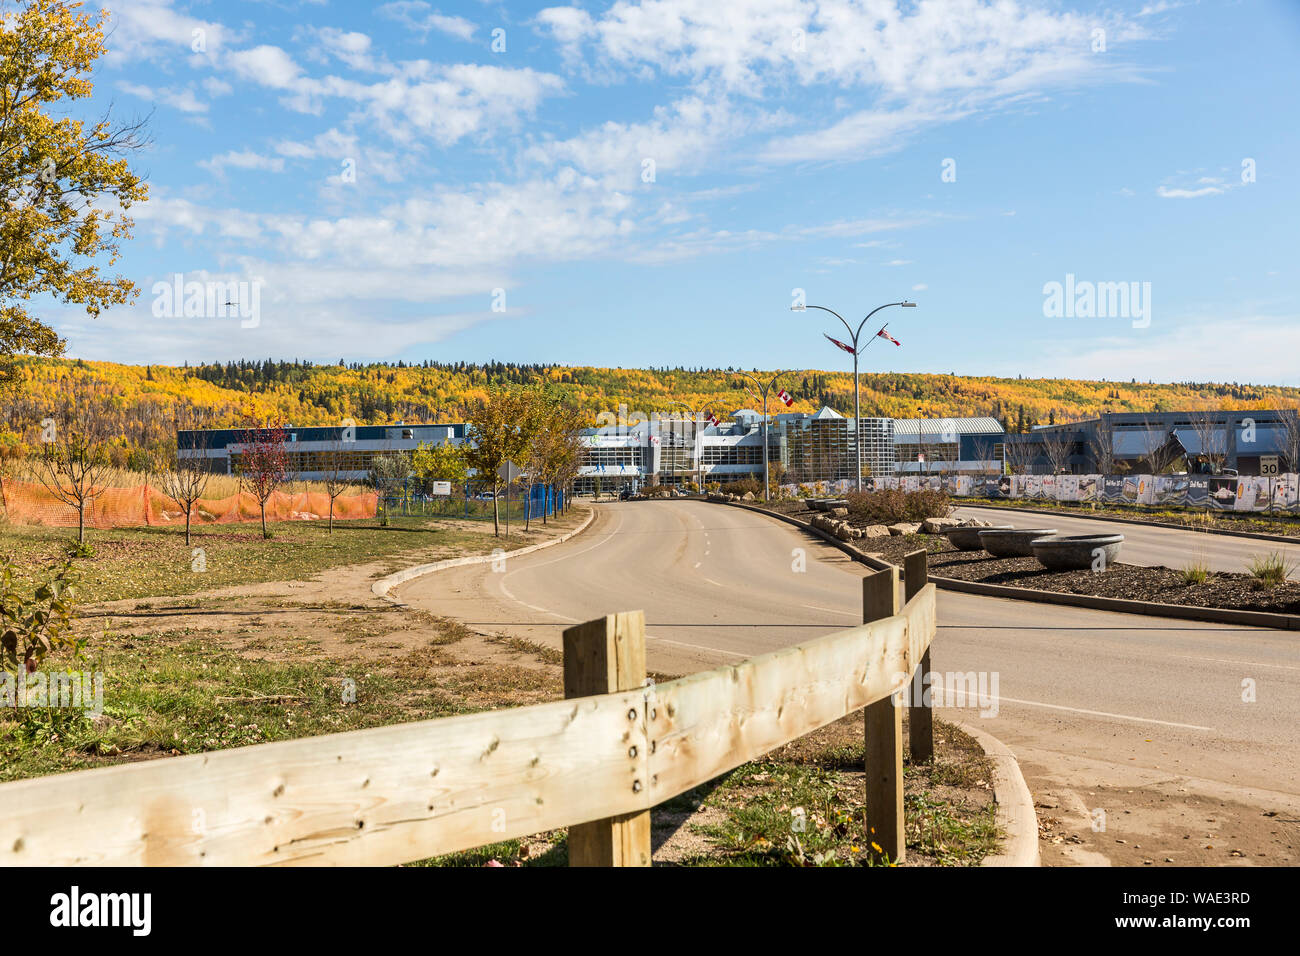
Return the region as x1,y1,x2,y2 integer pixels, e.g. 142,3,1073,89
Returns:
0,514,526,604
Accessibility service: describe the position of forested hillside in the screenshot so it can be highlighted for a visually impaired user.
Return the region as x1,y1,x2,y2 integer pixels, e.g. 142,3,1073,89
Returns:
2,356,1296,467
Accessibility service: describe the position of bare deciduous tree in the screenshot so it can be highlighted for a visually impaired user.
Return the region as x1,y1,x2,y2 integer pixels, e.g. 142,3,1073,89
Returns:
1041,428,1075,475
156,424,211,545
318,438,355,533
1139,415,1184,474
1090,416,1117,475
34,381,113,544
1187,406,1228,474
1277,404,1300,474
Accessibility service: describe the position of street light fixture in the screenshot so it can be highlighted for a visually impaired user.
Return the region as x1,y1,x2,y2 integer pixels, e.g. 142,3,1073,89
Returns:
792,299,917,492
733,371,787,502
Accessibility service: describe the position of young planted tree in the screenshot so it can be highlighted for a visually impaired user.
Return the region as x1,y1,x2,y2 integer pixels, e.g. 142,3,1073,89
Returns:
527,398,586,527
411,439,469,487
0,0,148,390
34,386,111,545
318,439,355,533
236,422,288,539
1139,415,1184,474
156,429,211,546
369,449,410,526
1089,416,1117,475
1188,406,1227,474
466,387,543,537
1279,404,1300,475
1041,427,1076,475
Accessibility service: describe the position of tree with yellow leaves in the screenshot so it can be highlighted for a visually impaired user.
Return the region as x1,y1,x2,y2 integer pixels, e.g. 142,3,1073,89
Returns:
0,0,148,389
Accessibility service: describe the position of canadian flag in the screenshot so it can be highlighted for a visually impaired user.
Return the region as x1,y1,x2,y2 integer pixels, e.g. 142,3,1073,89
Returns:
823,333,856,354
876,326,901,346
777,389,794,407
707,412,721,427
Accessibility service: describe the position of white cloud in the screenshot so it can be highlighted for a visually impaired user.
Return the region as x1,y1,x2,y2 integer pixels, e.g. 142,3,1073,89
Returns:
198,150,287,175
1034,313,1300,385
119,82,209,114
1157,184,1224,199
912,284,927,291
378,2,478,42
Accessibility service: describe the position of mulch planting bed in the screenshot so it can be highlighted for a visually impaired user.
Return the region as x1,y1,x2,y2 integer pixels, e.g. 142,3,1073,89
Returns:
860,534,1300,615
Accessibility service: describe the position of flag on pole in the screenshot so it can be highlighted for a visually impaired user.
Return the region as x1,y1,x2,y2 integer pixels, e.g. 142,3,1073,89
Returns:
823,333,856,354
777,388,794,407
876,326,901,346
707,412,721,428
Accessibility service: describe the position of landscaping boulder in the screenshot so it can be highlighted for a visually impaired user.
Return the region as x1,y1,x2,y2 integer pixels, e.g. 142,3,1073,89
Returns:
860,524,891,539
888,522,922,536
742,491,756,501
921,516,964,534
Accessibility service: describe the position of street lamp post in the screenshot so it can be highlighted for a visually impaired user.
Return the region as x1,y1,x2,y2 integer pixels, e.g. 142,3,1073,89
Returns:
792,300,917,493
733,371,786,502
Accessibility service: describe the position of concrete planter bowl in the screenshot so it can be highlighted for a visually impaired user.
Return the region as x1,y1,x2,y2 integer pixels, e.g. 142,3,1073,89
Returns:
945,524,1013,551
1031,533,1125,571
978,528,1058,558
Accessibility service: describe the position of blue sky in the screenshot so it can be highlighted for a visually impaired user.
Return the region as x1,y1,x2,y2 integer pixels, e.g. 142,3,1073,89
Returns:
51,0,1300,385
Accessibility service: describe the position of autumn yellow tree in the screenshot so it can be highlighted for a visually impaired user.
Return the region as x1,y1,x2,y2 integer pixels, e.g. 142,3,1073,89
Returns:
0,0,148,389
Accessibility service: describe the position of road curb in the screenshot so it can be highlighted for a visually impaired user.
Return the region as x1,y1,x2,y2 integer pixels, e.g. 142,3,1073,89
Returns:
930,574,1300,630
704,498,1300,629
951,720,1041,868
957,501,1300,545
371,505,597,603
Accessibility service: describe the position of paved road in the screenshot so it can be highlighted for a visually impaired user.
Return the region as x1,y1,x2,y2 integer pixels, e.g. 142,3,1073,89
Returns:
953,503,1300,578
400,500,1300,864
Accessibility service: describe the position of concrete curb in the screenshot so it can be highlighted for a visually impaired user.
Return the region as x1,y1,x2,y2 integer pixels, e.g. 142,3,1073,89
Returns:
957,501,1300,545
707,499,1300,630
952,720,1040,868
930,574,1300,630
371,506,597,604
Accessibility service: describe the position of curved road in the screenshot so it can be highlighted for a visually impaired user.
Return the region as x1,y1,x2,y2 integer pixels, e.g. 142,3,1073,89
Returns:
400,500,1300,865
954,504,1300,579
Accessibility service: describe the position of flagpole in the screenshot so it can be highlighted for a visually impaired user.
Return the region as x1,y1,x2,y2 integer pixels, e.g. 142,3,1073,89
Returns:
795,301,917,492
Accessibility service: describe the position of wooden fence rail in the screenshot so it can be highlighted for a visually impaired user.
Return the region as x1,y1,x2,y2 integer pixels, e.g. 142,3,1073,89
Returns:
0,565,937,867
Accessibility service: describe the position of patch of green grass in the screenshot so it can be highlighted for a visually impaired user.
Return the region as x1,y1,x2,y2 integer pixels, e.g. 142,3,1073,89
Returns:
411,836,568,867
0,631,462,783
678,761,879,867
1245,550,1299,588
1180,557,1211,585
0,516,493,604
905,791,998,866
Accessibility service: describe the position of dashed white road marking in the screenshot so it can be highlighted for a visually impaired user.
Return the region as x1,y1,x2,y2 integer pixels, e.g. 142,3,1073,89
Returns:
647,634,747,658
801,603,858,617
990,695,1213,731
1180,655,1300,671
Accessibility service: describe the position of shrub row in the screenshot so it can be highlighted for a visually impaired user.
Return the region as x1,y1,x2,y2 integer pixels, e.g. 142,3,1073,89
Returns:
845,488,952,525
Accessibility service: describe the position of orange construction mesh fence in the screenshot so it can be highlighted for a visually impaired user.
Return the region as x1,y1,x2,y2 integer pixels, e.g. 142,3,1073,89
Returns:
0,478,377,529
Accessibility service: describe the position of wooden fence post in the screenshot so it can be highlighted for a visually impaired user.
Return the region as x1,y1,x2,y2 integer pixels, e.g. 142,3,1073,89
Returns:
563,611,652,867
862,566,905,864
904,549,934,765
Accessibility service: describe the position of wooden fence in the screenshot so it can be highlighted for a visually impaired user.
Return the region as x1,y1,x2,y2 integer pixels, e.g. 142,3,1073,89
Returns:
0,558,937,867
